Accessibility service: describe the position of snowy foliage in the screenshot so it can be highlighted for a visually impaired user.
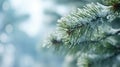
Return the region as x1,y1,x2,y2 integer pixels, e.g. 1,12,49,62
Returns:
43,0,120,67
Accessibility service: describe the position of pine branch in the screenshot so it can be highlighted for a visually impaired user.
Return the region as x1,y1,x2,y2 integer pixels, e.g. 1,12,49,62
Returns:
43,1,120,67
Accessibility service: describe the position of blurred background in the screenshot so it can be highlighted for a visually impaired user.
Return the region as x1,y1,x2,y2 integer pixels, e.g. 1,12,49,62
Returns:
0,0,102,67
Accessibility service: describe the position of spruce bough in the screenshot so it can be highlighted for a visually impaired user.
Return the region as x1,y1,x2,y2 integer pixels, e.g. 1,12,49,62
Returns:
43,0,120,67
